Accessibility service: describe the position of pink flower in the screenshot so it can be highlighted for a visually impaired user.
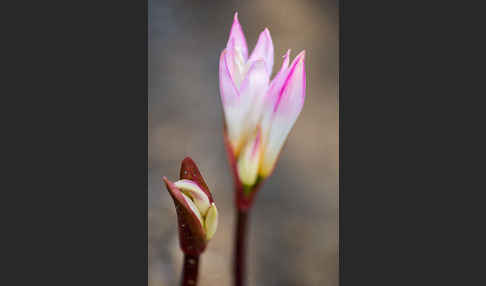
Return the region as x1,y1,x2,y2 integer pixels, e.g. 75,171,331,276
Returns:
219,13,306,191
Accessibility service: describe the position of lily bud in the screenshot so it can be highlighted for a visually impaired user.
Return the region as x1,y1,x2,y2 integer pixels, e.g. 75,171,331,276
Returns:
163,157,219,255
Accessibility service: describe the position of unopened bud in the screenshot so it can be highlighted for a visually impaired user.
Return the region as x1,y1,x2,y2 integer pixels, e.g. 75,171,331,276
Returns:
163,157,219,255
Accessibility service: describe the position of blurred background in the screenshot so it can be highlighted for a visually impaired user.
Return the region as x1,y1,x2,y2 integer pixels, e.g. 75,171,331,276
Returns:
149,0,338,285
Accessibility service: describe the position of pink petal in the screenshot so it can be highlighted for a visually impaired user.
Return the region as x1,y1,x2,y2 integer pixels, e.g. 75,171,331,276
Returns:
237,59,270,149
260,50,291,146
260,50,306,177
219,49,246,151
219,50,238,101
226,12,248,61
248,28,274,75
273,50,306,114
269,49,291,93
224,45,247,88
265,50,291,115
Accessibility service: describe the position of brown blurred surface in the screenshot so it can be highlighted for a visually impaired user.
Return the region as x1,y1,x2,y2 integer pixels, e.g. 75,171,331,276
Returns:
149,1,338,285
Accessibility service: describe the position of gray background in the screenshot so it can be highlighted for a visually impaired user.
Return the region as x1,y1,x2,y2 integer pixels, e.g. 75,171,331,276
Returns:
149,0,338,285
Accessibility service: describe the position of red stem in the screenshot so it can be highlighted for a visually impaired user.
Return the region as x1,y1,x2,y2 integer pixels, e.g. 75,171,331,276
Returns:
234,209,249,286
181,254,199,286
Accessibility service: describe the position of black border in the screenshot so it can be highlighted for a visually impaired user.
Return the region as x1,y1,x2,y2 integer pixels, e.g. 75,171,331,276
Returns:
13,1,149,284
339,1,472,285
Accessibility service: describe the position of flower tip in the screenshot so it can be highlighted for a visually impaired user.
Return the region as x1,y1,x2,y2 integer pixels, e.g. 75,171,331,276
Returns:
181,156,195,167
179,157,214,203
163,176,183,201
227,11,248,60
261,28,273,44
162,176,170,186
286,50,306,81
232,12,242,28
296,50,306,62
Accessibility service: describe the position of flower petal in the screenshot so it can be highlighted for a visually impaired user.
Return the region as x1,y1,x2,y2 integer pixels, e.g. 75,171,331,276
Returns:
268,49,291,99
181,192,204,226
219,50,239,107
205,203,219,240
219,49,246,151
226,12,248,61
163,177,204,228
237,60,270,150
261,50,291,138
174,179,211,216
225,46,248,88
260,51,306,177
237,128,262,186
248,28,274,75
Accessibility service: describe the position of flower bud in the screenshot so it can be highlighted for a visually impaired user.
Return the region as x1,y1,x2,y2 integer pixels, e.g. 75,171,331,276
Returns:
163,157,219,255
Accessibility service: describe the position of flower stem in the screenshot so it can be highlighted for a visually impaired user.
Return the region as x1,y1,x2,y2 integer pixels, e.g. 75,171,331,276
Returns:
234,209,249,286
181,254,199,286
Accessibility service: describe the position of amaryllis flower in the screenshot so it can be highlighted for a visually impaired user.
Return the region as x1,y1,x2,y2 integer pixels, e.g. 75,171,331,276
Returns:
219,13,306,208
163,157,218,256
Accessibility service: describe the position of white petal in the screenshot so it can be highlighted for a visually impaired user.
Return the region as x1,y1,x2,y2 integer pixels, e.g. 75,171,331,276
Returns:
237,60,269,151
219,49,246,151
248,28,274,75
261,50,291,146
174,179,211,216
268,49,291,101
181,193,204,228
225,45,249,88
226,12,248,61
260,51,306,177
205,203,219,240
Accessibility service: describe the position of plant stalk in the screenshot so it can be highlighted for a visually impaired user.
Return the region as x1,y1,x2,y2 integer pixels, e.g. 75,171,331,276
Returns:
181,254,200,286
234,209,249,286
